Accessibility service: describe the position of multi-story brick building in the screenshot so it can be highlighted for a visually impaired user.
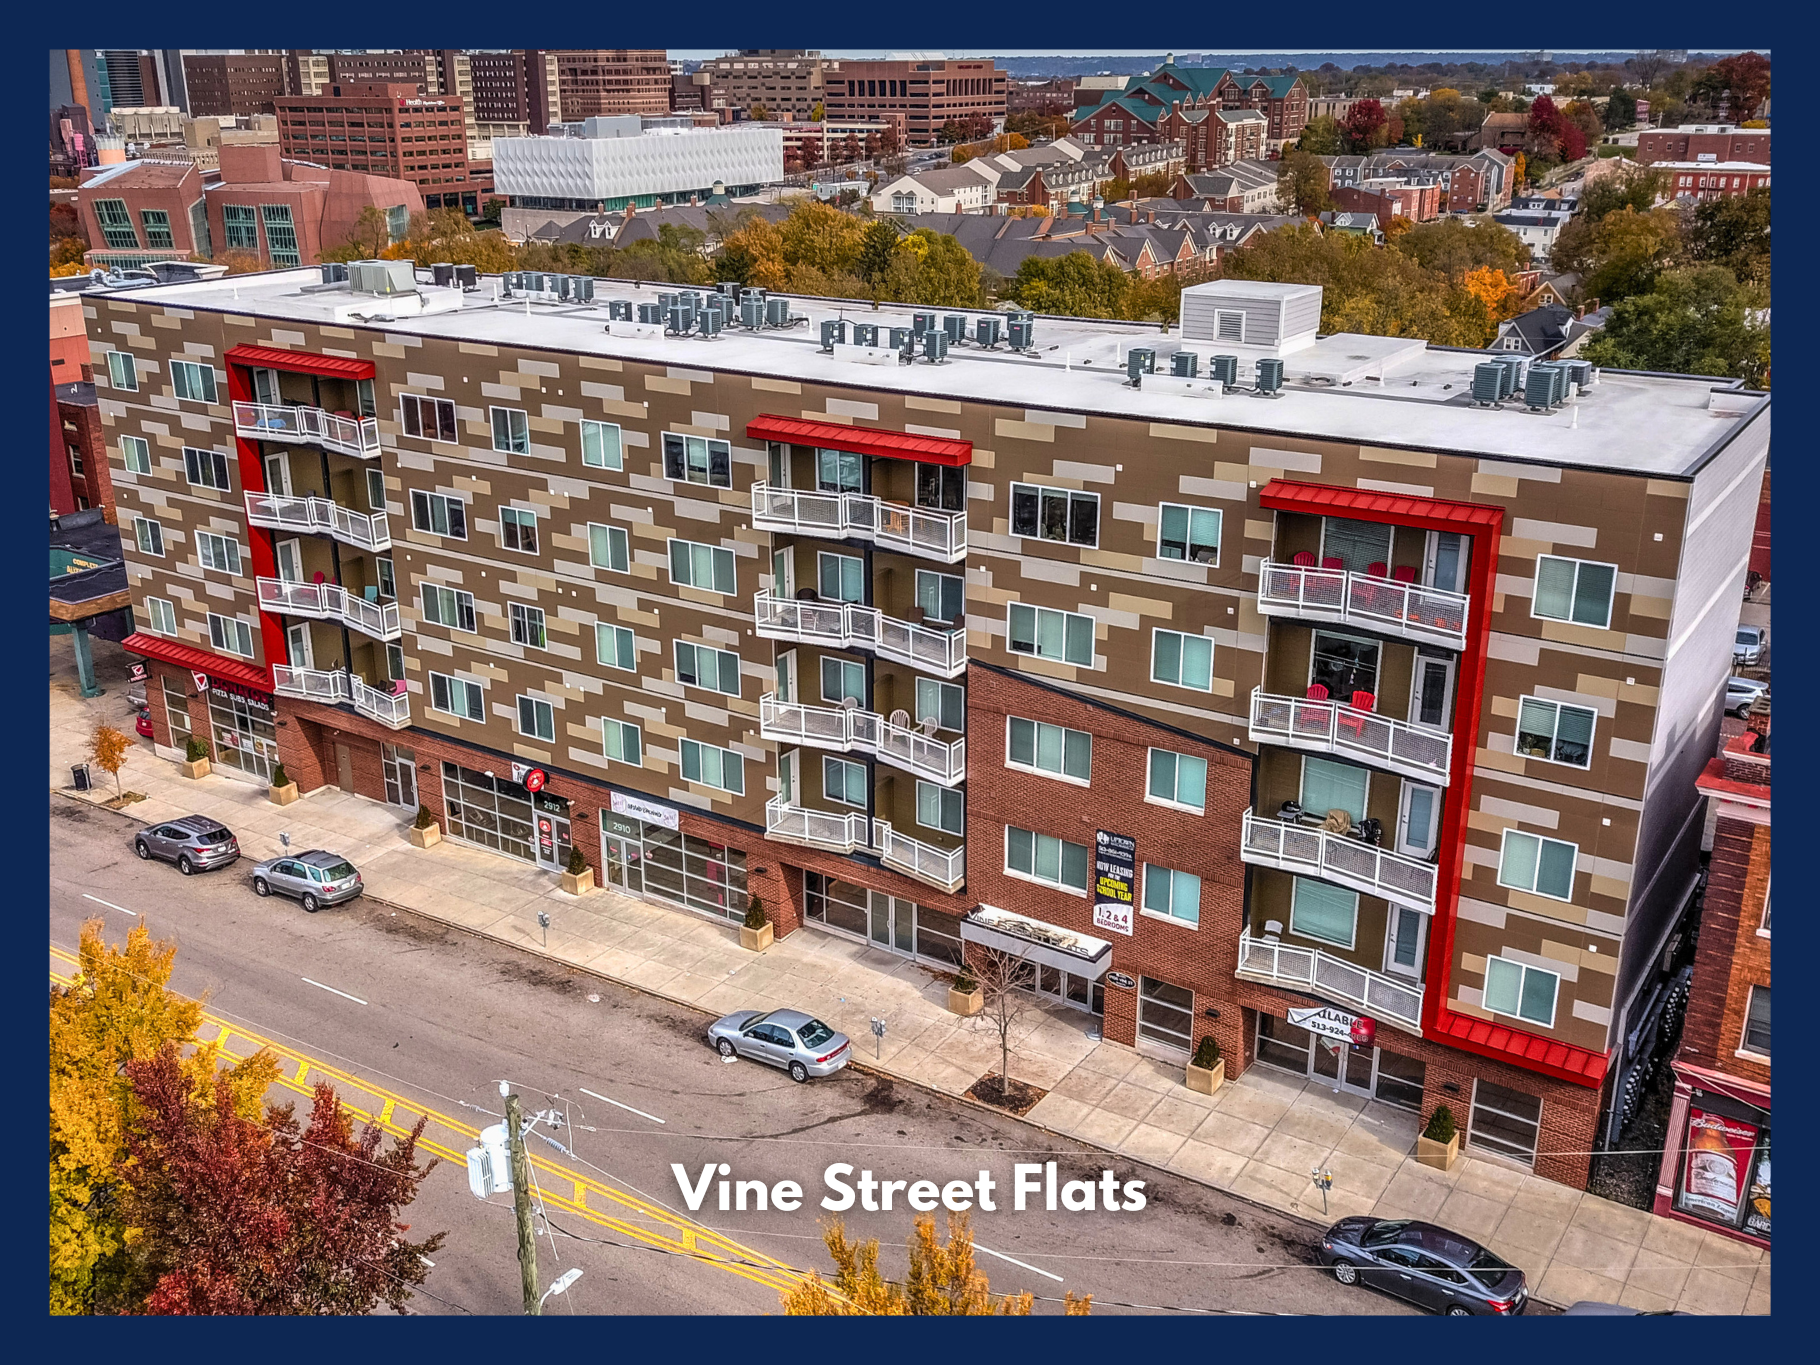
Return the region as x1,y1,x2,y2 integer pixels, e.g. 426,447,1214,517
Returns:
1636,125,1770,166
1657,161,1771,203
1653,708,1769,1246
698,50,832,120
275,82,485,214
538,50,672,120
91,268,1766,1190
1072,60,1307,157
821,59,1006,147
183,53,290,119
54,377,112,520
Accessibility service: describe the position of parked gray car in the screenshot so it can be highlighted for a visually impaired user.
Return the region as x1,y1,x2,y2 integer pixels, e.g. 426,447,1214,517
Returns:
250,849,364,913
1321,1217,1528,1314
707,1008,851,1083
133,815,240,875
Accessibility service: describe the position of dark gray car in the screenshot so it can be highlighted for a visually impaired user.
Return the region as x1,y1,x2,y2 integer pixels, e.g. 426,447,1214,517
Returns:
250,849,364,913
133,815,240,875
1321,1217,1528,1315
706,1008,851,1083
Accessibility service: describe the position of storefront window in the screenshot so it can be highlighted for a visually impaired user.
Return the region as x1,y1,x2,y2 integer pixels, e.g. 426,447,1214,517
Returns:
441,762,542,864
207,687,278,783
608,815,748,920
1468,1079,1543,1166
802,872,963,969
1137,976,1194,1053
1373,1048,1426,1111
1675,1098,1770,1241
162,676,192,748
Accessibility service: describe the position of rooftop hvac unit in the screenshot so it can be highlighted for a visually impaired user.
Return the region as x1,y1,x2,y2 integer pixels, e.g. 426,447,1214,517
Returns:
320,262,349,285
608,299,633,321
637,301,662,325
976,317,1002,348
348,259,414,295
1494,354,1526,398
699,310,723,337
526,271,546,293
572,276,595,304
1472,362,1507,405
821,318,848,351
765,297,792,328
889,326,912,351
1562,358,1593,392
1007,317,1033,351
1210,354,1239,386
1127,347,1155,384
657,291,677,311
942,314,966,343
1255,358,1285,394
454,264,478,290
1526,362,1566,410
922,329,949,362
852,323,878,348
740,298,764,329
554,275,572,301
913,310,937,337
1171,351,1199,378
431,262,455,288
666,305,689,333
718,281,740,298
742,286,767,307
500,271,519,295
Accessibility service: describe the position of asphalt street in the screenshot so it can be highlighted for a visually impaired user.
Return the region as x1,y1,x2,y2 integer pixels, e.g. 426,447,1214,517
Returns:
50,793,1419,1317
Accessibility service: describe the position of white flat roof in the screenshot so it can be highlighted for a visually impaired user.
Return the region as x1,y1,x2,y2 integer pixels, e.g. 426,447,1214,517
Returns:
108,268,1765,478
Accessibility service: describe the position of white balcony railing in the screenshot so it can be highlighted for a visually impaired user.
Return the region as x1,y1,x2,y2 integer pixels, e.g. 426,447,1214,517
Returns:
1236,930,1424,1032
875,820,966,893
751,483,967,563
1240,810,1437,913
256,577,402,642
753,590,967,678
1248,688,1453,785
760,694,966,786
764,798,964,893
245,491,392,552
1256,560,1469,651
272,665,411,729
233,401,381,460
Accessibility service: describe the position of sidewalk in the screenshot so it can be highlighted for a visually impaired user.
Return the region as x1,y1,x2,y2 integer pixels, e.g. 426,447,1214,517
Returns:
51,638,1768,1314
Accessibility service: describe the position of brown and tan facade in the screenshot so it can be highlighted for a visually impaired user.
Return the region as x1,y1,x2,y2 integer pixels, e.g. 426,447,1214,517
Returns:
88,270,1767,1190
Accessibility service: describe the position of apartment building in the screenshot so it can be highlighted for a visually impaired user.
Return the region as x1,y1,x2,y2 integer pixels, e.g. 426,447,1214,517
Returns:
91,269,1766,1189
276,82,484,213
1073,61,1308,157
539,50,672,120
699,50,831,120
1658,161,1771,203
1636,125,1770,166
183,53,290,118
821,59,1006,146
468,50,563,142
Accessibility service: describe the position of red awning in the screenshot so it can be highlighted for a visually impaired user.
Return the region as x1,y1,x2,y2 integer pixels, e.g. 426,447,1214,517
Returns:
1259,479,1504,534
224,344,375,381
121,633,272,694
746,414,971,467
1429,1010,1609,1088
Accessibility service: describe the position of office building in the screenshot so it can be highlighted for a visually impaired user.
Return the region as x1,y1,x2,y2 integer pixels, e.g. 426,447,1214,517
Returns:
493,116,782,212
184,52,290,118
537,50,671,120
821,58,1006,146
698,50,831,120
276,82,483,213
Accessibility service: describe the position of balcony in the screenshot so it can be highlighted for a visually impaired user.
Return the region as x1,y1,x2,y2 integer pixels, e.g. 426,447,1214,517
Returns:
245,492,392,552
760,694,966,786
256,577,402,642
1240,810,1437,914
272,665,410,729
875,820,965,893
1256,560,1469,651
753,590,966,678
233,401,381,460
1248,688,1452,785
764,798,964,893
750,483,967,563
1236,930,1424,1033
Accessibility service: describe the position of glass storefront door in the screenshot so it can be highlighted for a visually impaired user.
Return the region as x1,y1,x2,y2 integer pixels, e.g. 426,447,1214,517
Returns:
533,793,571,871
382,744,417,810
1033,964,1104,1015
599,811,749,920
1255,1013,1427,1112
1312,1035,1377,1098
206,687,279,784
802,873,964,970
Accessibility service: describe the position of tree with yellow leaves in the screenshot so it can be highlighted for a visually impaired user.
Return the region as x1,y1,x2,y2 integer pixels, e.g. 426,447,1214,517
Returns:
1461,266,1528,325
49,919,278,1314
88,723,130,800
783,1213,1091,1315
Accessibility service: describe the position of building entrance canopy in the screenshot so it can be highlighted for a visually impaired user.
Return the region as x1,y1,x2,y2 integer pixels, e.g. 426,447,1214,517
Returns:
962,904,1113,979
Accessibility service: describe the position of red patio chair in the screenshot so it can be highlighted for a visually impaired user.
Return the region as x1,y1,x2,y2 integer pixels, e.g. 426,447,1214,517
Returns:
1321,556,1344,570
1392,564,1419,583
1336,690,1375,739
1367,562,1388,578
1292,550,1316,567
1306,683,1330,701
1297,683,1330,729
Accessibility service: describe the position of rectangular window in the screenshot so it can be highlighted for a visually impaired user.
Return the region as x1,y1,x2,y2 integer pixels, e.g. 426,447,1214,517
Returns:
1497,830,1578,901
499,506,539,554
1008,602,1094,666
222,204,259,252
594,622,637,671
1290,876,1358,948
916,780,965,835
914,678,964,733
385,204,409,242
490,406,530,454
823,756,867,808
588,523,630,573
677,641,742,696
1011,482,1099,546
602,717,642,766
95,198,139,249
362,468,387,512
145,596,177,636
1482,956,1560,1027
1469,1079,1543,1165
662,432,734,488
195,531,242,575
667,538,736,595
1006,716,1091,783
207,612,254,659
581,420,623,470
681,738,745,795
1147,748,1208,812
1532,555,1618,629
170,360,217,404
1301,755,1369,823
133,517,165,557
817,552,865,603
509,602,546,649
429,671,484,720
400,394,459,443
915,569,964,623
516,694,555,742
1742,986,1770,1055
410,491,467,539
260,204,300,266
1157,503,1222,564
820,656,865,706
120,435,153,475
1516,697,1596,769
1141,864,1202,926
419,583,476,632
105,350,138,392
188,199,212,258
182,446,231,491
1152,628,1214,691
1005,825,1091,894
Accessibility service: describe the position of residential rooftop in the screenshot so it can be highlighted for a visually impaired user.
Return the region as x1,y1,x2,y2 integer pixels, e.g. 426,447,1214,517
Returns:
107,267,1766,478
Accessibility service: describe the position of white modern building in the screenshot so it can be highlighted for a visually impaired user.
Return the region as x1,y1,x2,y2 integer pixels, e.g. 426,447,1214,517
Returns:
493,116,785,212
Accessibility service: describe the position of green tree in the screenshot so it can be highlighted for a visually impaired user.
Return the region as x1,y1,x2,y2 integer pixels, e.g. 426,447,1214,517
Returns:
1687,187,1770,289
1276,149,1332,216
901,228,983,307
1003,251,1131,318
1574,164,1670,223
1550,204,1683,304
1603,86,1638,130
1580,266,1769,387
1296,114,1342,156
1391,216,1529,280
856,219,902,286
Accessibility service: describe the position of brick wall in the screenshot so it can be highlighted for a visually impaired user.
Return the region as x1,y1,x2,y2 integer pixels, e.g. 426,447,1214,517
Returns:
1679,813,1770,1088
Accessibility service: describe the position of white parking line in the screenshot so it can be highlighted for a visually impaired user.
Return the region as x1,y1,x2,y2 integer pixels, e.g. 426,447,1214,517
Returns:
973,1243,1063,1282
580,1087,666,1125
82,893,139,918
301,977,368,1006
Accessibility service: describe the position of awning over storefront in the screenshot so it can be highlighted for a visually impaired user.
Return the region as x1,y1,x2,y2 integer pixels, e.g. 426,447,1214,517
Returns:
746,414,972,466
224,343,376,381
961,905,1112,979
120,632,272,693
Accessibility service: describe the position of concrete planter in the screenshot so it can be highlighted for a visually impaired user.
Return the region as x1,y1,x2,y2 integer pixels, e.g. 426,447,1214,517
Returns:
407,822,442,849
1416,1132,1461,1172
1186,1057,1226,1095
739,920,774,952
268,781,300,806
948,985,984,1016
560,866,595,896
179,757,210,780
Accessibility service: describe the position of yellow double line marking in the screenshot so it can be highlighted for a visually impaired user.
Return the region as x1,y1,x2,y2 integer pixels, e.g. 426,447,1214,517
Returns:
50,945,814,1301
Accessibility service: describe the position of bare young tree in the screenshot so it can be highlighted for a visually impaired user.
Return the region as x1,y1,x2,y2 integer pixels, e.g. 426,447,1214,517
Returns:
969,946,1038,1105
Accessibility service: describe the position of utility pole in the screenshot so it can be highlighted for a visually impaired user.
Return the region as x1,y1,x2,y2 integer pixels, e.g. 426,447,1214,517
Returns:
505,1091,540,1315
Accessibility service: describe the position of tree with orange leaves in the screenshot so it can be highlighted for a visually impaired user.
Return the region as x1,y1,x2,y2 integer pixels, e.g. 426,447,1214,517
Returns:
1462,265,1528,324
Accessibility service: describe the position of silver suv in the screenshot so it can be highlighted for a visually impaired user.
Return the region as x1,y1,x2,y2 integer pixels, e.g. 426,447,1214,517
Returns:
250,849,364,913
133,816,241,875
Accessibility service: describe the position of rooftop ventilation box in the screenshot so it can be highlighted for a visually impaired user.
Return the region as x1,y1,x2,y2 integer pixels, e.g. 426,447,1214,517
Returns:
348,259,417,296
1179,279,1323,357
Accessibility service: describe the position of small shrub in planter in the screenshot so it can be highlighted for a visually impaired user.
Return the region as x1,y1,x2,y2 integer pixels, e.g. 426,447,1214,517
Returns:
184,737,210,763
1422,1105,1457,1143
744,897,769,930
1417,1104,1461,1170
567,844,588,876
1192,1036,1221,1070
947,968,984,1016
1186,1034,1225,1093
739,895,773,950
271,763,290,787
413,803,436,830
407,802,442,848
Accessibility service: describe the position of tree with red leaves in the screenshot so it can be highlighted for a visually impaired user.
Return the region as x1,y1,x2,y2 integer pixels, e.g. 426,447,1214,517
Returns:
115,1047,443,1315
1700,51,1770,121
1340,98,1388,153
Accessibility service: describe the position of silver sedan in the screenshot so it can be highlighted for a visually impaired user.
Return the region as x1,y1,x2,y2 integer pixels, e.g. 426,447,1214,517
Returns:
707,1009,851,1083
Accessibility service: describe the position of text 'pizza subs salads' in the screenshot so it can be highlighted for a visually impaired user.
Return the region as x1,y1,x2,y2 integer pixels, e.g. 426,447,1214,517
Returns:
672,1161,1148,1213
